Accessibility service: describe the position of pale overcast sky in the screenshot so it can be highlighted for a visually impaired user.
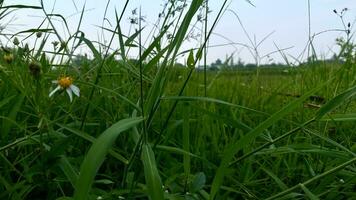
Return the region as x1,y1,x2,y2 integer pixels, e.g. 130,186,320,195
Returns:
2,0,356,65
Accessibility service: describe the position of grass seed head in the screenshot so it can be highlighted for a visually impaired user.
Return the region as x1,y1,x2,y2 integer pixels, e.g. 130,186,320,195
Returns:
28,62,41,78
52,41,59,48
13,37,20,46
60,41,66,49
36,32,42,38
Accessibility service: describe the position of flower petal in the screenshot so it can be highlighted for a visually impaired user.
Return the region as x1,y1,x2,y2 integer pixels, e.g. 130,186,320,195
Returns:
52,80,59,84
70,84,80,97
49,86,61,97
66,88,73,102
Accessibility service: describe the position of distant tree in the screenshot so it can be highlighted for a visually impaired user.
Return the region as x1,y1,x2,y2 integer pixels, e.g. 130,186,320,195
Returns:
230,56,234,66
245,63,256,68
210,58,222,70
236,58,244,68
215,58,222,65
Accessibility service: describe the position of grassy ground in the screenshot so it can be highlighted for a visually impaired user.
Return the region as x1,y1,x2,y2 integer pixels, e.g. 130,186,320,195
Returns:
0,1,355,200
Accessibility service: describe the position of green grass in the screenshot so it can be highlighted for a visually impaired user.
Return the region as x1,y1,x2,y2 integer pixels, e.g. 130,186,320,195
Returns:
0,0,355,199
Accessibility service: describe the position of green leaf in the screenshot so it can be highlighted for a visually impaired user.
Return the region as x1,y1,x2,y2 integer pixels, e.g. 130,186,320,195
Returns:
56,123,129,164
73,117,143,200
0,95,16,109
144,46,169,73
191,172,206,193
183,105,191,176
2,93,24,141
196,48,203,61
124,28,143,47
266,157,356,200
187,49,195,69
170,0,204,55
141,144,164,200
77,32,101,60
299,184,320,200
315,85,356,119
115,10,126,61
13,28,53,37
319,113,356,122
94,179,114,185
155,145,200,158
304,128,356,157
58,156,78,188
144,0,204,119
261,167,288,190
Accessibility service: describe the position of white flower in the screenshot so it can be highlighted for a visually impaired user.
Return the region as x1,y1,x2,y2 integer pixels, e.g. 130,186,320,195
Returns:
49,76,80,102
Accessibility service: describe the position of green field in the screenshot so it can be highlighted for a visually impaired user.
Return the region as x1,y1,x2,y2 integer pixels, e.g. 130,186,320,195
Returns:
0,1,355,200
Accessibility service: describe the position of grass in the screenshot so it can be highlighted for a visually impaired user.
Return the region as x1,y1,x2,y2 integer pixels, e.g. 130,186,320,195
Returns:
0,0,355,199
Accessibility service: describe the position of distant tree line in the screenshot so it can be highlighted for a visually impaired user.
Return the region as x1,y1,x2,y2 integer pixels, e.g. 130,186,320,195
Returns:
197,58,290,71
70,53,345,72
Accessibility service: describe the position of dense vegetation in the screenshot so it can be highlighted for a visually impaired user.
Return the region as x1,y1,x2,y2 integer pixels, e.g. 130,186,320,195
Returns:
0,1,355,199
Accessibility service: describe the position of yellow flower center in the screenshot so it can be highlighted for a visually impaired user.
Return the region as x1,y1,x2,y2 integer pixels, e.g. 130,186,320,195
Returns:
58,76,73,88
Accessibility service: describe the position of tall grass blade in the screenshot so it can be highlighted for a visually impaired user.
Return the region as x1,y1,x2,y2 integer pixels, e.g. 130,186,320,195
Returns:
13,28,53,37
57,123,130,164
209,80,331,199
141,144,164,200
124,28,143,47
77,32,102,60
316,85,356,119
2,94,24,141
0,95,16,109
299,184,320,200
145,0,204,118
261,167,288,190
58,156,78,188
183,105,191,176
73,117,143,200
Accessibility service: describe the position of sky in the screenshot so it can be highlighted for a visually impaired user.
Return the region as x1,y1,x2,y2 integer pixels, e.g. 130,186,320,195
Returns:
2,0,356,65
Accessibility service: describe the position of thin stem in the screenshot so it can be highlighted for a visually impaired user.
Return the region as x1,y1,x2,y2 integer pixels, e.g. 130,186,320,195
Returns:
204,0,208,97
266,157,356,200
229,119,315,166
154,0,230,147
80,0,130,130
138,7,147,142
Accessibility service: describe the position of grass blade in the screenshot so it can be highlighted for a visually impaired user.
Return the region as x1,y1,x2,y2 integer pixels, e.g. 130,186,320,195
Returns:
141,144,164,200
261,167,288,191
2,94,24,141
316,85,356,119
299,183,320,200
73,117,143,200
319,113,356,121
265,157,356,200
183,104,191,176
77,32,101,60
209,79,331,199
58,156,78,188
0,5,42,9
124,28,143,47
